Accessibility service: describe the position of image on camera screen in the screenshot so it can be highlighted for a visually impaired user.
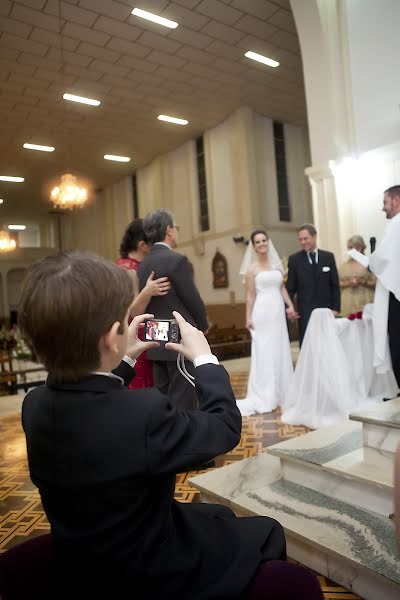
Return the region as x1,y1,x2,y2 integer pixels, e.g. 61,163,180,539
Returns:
145,320,169,342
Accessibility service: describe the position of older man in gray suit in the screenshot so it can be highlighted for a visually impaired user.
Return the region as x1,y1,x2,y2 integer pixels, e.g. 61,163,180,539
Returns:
138,209,209,410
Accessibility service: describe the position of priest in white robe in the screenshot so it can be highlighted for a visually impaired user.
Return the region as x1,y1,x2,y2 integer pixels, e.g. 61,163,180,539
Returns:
369,185,400,389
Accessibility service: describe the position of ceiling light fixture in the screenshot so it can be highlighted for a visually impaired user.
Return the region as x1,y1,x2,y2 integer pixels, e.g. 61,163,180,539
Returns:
8,225,26,231
0,176,24,182
131,7,178,29
104,154,131,163
0,199,3,205
157,114,188,126
244,51,279,68
0,230,16,253
63,93,101,106
23,143,55,152
51,173,88,210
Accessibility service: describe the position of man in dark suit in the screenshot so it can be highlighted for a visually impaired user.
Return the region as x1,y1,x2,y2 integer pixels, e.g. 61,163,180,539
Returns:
138,209,208,410
286,223,340,345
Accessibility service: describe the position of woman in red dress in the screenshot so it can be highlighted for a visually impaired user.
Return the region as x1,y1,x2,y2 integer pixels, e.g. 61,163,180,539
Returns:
117,219,170,389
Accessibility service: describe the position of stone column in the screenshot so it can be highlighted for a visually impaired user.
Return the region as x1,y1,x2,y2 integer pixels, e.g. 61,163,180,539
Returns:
305,164,343,260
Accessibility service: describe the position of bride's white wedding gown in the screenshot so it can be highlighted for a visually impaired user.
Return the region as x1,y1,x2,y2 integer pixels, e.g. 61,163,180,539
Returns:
238,270,294,416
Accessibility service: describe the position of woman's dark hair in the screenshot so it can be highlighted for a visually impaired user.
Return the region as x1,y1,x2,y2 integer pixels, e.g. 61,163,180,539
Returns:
250,229,269,245
119,219,147,258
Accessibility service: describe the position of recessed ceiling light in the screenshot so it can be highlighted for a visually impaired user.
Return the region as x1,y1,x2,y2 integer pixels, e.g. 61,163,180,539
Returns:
63,93,101,106
0,199,4,204
244,51,279,68
104,154,131,163
8,224,26,231
131,7,178,29
23,143,55,152
157,115,188,126
0,176,24,182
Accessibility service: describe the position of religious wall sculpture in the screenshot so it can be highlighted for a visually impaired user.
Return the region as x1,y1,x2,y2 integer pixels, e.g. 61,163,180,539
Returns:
212,250,229,288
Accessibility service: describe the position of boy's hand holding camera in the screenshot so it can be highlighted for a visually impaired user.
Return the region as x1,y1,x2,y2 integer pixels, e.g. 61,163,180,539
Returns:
165,311,212,363
125,313,159,360
126,311,213,365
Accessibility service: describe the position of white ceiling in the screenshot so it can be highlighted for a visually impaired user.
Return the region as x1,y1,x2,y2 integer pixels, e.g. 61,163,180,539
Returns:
0,0,306,217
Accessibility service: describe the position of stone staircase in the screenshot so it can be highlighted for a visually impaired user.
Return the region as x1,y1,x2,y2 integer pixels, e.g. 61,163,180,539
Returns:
189,399,400,600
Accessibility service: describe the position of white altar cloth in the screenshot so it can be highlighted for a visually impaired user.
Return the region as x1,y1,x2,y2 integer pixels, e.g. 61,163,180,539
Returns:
281,307,399,429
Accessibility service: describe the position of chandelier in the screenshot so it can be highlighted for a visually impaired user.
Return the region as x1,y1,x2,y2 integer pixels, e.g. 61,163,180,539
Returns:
50,173,88,210
0,230,16,253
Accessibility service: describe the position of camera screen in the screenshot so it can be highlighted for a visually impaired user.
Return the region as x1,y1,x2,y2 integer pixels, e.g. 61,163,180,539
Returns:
145,320,170,342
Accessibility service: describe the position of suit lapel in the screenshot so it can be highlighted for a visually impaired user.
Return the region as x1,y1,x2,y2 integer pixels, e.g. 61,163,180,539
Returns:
315,250,326,281
302,250,314,277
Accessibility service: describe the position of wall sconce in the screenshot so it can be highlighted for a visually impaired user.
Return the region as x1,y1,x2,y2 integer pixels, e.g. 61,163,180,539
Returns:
232,235,249,245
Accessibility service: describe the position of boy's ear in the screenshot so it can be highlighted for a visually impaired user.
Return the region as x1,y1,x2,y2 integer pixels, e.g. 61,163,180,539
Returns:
99,321,120,354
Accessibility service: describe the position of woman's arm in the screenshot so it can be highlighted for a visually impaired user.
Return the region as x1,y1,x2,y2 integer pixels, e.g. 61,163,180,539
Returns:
245,268,256,330
281,284,298,319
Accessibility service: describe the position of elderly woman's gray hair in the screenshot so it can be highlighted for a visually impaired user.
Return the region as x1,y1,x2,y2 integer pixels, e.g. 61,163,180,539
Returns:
142,209,174,244
347,235,366,253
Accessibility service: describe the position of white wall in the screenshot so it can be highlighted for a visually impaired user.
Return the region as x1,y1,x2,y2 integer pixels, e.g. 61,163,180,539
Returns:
345,0,400,153
333,142,400,264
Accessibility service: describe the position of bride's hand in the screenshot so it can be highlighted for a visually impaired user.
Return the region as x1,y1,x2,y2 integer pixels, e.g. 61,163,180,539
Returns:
246,318,254,331
286,307,299,320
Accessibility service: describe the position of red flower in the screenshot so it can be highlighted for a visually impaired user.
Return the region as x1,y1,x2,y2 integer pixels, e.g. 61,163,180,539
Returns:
347,311,363,320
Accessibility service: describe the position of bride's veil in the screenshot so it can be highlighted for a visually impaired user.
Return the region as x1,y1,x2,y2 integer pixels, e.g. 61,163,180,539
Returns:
239,236,284,282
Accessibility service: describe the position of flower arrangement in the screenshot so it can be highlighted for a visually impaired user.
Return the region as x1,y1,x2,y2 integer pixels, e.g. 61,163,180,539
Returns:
0,325,32,359
11,338,32,360
347,311,363,320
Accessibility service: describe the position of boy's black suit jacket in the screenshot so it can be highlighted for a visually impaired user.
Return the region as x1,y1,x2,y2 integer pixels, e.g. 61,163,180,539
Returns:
138,244,208,361
22,364,285,599
286,249,340,341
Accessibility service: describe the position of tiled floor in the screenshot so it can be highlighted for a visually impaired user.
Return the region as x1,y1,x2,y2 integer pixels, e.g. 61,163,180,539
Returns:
0,360,361,599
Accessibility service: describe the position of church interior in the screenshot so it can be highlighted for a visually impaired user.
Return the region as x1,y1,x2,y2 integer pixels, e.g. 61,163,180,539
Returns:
0,1,400,598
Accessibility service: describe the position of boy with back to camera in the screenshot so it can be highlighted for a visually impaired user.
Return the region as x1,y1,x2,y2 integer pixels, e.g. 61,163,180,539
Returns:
18,251,323,600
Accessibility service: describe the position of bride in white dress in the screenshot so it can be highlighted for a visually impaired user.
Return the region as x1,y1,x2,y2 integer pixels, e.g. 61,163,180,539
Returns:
237,230,298,416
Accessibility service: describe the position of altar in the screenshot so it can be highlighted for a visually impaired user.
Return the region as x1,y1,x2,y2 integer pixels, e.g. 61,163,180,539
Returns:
281,306,399,429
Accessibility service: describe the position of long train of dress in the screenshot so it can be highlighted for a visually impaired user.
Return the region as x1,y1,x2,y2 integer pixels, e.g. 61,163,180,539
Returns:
237,270,294,416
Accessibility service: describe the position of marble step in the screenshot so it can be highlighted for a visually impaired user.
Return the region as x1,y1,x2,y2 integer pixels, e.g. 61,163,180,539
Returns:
189,453,400,600
265,422,394,518
350,398,400,453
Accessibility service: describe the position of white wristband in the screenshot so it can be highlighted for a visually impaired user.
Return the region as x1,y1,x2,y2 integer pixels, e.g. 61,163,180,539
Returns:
123,355,137,368
193,354,219,368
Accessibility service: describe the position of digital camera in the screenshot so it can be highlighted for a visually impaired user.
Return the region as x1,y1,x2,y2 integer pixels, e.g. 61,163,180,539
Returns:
144,318,181,344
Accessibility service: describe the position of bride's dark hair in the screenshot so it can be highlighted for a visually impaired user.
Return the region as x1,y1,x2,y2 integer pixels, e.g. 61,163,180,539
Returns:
250,229,268,245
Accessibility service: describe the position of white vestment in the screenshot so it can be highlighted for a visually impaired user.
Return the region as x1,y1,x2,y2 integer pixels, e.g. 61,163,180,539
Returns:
369,212,400,373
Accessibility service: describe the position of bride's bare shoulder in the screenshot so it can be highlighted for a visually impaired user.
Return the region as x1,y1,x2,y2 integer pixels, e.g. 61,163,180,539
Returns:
247,262,259,274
